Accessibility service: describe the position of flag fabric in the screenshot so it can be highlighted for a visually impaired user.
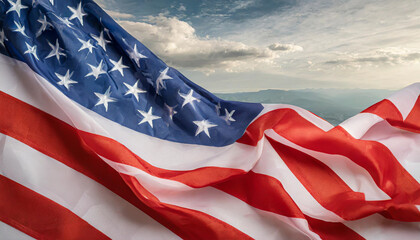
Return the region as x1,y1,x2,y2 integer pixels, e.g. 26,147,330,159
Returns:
0,0,420,239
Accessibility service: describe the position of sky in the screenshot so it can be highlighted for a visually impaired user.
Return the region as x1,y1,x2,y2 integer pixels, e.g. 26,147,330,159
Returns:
94,0,420,93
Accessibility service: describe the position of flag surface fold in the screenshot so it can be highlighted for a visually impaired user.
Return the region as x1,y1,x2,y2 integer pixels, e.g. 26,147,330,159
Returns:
0,0,420,239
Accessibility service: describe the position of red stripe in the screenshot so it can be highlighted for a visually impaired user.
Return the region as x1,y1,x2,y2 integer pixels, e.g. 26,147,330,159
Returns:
78,130,245,188
214,170,304,219
305,216,365,240
363,97,420,134
362,99,403,122
266,136,384,220
119,174,253,240
0,175,110,240
213,170,366,239
357,98,420,221
404,96,420,132
0,91,252,239
85,129,370,236
237,108,420,220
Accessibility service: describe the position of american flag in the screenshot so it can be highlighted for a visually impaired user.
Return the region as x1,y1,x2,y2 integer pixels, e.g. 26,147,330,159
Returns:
0,0,420,239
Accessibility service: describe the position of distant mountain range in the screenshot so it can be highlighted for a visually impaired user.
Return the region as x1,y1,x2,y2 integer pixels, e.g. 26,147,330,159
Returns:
216,89,395,126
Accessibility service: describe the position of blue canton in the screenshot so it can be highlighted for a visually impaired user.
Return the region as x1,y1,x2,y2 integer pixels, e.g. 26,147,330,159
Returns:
0,0,263,146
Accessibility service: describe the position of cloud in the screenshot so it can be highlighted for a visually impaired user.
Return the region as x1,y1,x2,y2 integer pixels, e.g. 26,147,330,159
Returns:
93,0,134,19
323,48,420,69
117,15,299,73
178,4,186,11
212,0,420,90
268,43,303,52
229,0,255,13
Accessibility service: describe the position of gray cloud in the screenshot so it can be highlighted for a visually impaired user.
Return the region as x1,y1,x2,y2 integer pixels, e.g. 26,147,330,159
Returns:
268,43,303,52
178,4,186,11
229,0,256,13
163,48,273,69
324,49,420,68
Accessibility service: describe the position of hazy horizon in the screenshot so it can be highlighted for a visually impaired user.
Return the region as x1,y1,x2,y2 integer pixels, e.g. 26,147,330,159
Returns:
216,88,394,125
211,86,400,94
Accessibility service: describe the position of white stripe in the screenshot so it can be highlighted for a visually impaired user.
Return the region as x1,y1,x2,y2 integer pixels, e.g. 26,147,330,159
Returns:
102,157,321,240
259,104,334,132
339,113,384,139
358,116,420,182
0,221,35,240
344,214,420,240
266,130,390,201
386,83,420,120
252,136,344,222
0,133,180,240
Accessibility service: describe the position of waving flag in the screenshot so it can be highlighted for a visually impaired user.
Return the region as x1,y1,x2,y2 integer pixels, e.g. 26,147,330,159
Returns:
1,0,420,239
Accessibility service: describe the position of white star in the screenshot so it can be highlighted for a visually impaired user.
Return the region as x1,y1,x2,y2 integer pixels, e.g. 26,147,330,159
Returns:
68,2,87,26
138,107,160,128
104,27,112,39
94,86,116,112
78,38,95,53
45,39,66,62
223,109,236,125
36,14,52,37
179,89,200,108
215,102,221,115
13,21,28,38
23,42,39,60
121,37,128,45
6,0,28,18
49,0,54,5
91,31,110,51
109,57,129,76
55,15,74,28
123,80,146,101
127,44,147,67
0,29,8,48
55,70,77,90
193,120,217,138
165,103,178,120
155,67,172,94
86,60,106,80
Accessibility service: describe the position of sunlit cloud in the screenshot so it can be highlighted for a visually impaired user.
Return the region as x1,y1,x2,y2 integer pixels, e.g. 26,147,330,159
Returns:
95,0,420,92
117,15,299,73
